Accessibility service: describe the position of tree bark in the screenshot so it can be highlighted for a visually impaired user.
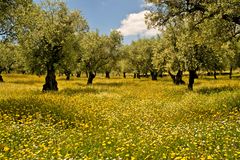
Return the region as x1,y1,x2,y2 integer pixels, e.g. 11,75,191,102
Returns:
188,70,198,91
87,71,96,85
176,70,185,85
42,64,58,91
66,74,70,80
151,71,158,81
158,71,163,77
0,75,3,82
229,67,233,79
168,70,176,84
76,71,81,78
105,71,110,79
85,71,88,78
65,70,71,80
123,72,126,78
137,72,140,79
213,70,217,79
134,73,137,78
0,70,3,82
168,70,185,85
0,71,3,82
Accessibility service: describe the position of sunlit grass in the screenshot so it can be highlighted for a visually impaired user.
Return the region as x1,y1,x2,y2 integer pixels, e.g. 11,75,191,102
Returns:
0,74,239,159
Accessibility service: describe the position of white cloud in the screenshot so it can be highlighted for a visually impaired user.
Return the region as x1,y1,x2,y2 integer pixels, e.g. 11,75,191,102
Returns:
140,2,155,9
117,10,160,38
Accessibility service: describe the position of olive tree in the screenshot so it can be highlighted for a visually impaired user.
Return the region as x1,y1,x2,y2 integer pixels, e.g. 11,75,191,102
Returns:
101,30,123,79
126,38,157,79
145,0,240,90
0,0,33,41
58,35,83,80
151,37,169,78
0,43,16,81
0,0,33,81
19,0,88,91
79,31,122,84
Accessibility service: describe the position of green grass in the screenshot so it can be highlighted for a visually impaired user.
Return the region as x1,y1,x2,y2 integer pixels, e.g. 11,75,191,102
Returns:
0,74,240,159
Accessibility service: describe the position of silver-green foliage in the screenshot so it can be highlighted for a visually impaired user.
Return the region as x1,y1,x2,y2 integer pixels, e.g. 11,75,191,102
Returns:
19,0,88,73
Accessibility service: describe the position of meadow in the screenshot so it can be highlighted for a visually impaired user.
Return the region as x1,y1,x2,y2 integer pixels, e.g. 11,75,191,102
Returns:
0,73,239,159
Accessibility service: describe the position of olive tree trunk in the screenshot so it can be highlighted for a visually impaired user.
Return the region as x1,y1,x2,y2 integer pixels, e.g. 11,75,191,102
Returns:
134,73,137,78
123,72,126,78
168,70,185,85
105,71,110,79
151,71,158,81
0,75,3,82
0,74,3,82
213,70,217,79
42,65,58,91
87,71,96,85
65,70,71,80
0,69,4,82
188,70,198,90
137,72,140,79
76,71,81,78
175,70,185,84
158,71,163,77
229,67,233,79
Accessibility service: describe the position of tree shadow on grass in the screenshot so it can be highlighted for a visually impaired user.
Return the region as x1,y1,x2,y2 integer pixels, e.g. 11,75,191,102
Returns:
94,82,125,87
75,83,87,87
9,80,43,85
197,86,240,95
93,80,139,87
0,97,86,128
201,77,230,81
233,75,240,79
59,87,105,96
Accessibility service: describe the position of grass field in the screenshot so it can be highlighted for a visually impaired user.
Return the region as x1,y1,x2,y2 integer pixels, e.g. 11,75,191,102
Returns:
0,74,240,159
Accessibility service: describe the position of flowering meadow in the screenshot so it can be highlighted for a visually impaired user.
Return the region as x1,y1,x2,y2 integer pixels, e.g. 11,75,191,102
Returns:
0,74,239,159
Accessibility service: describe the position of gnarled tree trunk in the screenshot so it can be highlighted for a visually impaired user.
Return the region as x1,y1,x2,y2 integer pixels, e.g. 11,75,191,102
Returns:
168,70,185,85
175,70,185,85
0,75,3,82
105,71,110,79
42,64,58,91
137,72,140,79
188,70,198,90
64,70,71,80
168,70,176,83
213,70,217,79
158,71,163,77
76,71,81,78
151,71,158,81
134,73,137,78
0,69,4,82
87,71,96,85
123,72,126,78
229,67,233,79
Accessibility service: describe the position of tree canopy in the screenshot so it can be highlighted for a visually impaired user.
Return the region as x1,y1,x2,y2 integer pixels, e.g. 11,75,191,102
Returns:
0,0,239,91
145,0,240,89
19,0,88,91
79,30,122,84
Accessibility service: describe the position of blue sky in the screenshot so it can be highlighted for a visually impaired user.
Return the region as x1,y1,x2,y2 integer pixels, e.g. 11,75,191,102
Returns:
34,0,159,44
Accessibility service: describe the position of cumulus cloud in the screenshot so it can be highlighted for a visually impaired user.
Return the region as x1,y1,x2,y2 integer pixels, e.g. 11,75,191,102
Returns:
140,2,155,9
117,10,160,37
